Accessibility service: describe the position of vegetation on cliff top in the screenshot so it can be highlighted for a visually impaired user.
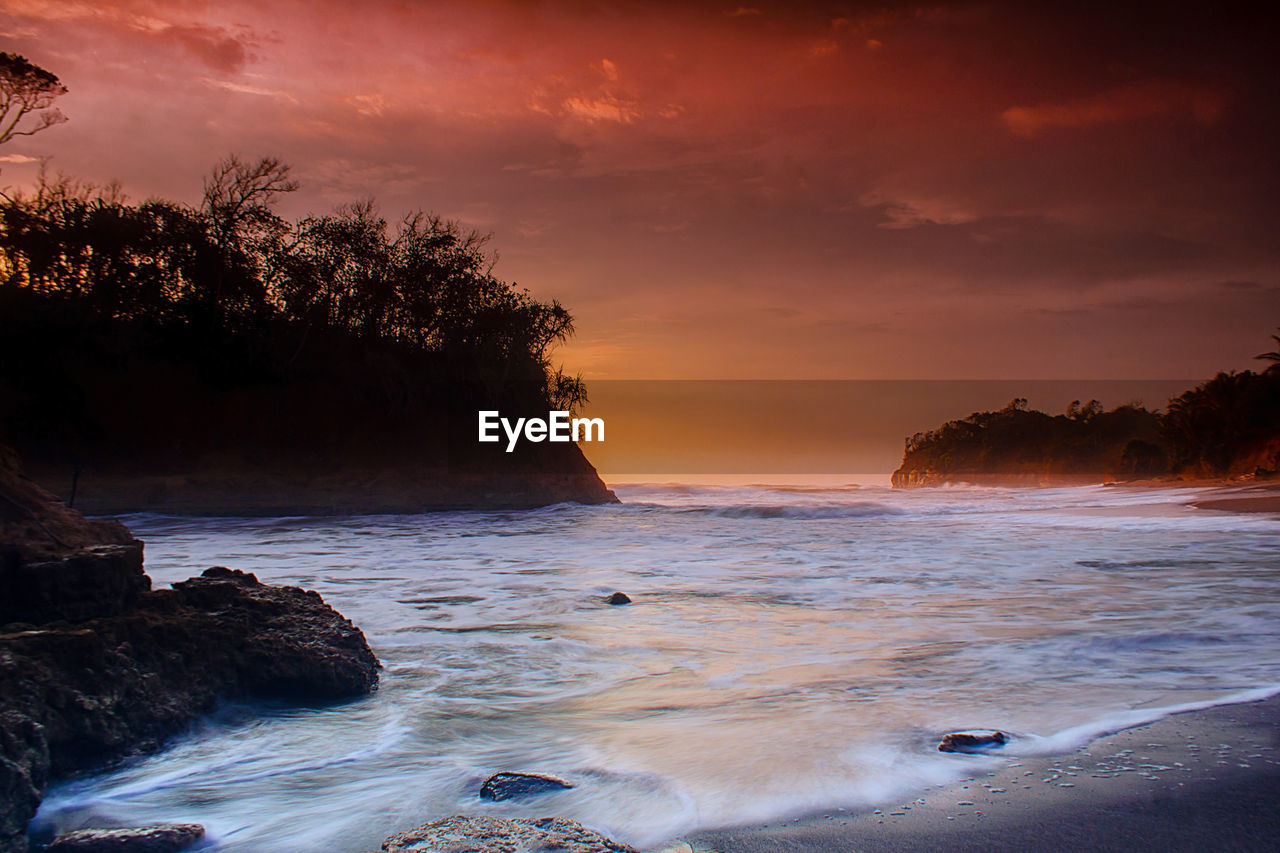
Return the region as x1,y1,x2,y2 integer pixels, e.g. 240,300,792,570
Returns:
897,398,1167,482
0,159,589,477
896,344,1280,484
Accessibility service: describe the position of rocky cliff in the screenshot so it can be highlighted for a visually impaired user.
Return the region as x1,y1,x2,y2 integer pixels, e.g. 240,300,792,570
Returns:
890,469,1108,488
0,447,379,853
24,448,617,516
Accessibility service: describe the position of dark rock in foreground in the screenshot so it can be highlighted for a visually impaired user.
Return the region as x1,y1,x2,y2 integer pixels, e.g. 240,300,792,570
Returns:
2,567,379,850
0,444,143,625
938,730,1008,753
380,816,635,853
0,444,380,853
479,771,575,801
45,824,204,852
606,591,631,605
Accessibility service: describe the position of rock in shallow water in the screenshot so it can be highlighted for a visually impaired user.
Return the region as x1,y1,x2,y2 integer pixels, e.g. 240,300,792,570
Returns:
1,566,379,853
0,444,380,853
380,815,635,853
479,771,575,801
606,591,631,605
45,824,204,852
938,730,1008,753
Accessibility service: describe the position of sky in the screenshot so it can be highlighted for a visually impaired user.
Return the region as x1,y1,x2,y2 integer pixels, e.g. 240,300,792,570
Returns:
2,0,1278,380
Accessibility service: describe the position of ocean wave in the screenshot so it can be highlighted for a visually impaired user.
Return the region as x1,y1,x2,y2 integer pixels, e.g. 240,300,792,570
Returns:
676,501,904,519
1007,684,1280,756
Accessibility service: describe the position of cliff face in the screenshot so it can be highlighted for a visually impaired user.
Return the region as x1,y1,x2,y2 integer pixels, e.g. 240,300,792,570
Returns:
10,386,617,515
890,469,1108,489
0,445,145,624
1225,434,1280,480
0,447,379,853
25,443,617,516
1,288,617,516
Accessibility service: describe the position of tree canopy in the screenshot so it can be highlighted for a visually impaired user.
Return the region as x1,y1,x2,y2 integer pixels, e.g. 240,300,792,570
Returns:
0,52,68,146
0,158,587,414
897,333,1280,482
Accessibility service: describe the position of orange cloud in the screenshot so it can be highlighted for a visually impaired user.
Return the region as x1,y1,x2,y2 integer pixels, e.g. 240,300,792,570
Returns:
562,93,639,123
1002,81,1225,137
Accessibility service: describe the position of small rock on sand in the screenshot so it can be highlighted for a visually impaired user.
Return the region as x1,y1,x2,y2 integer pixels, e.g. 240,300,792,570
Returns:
939,731,1009,753
479,771,575,801
46,824,205,852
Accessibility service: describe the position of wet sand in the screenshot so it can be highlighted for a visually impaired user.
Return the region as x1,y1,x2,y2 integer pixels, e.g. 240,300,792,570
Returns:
683,694,1280,852
1191,493,1280,514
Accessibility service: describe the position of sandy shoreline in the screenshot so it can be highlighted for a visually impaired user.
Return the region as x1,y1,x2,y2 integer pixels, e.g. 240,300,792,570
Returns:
1191,493,1280,514
681,694,1280,852
1104,480,1280,515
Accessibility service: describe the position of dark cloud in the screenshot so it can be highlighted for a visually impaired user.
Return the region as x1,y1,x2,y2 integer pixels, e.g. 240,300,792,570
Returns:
0,0,1276,378
161,24,251,73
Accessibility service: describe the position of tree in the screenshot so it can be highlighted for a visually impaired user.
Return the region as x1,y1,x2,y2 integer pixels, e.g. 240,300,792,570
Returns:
0,52,68,146
201,155,297,248
1256,327,1280,374
197,155,298,322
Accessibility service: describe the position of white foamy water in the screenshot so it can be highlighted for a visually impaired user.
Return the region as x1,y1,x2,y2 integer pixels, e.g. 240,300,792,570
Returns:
33,483,1280,850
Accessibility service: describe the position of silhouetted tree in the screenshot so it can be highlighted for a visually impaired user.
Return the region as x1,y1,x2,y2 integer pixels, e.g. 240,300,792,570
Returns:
900,399,1164,478
1162,370,1280,474
196,156,297,324
1,156,584,418
1256,327,1280,374
0,52,67,146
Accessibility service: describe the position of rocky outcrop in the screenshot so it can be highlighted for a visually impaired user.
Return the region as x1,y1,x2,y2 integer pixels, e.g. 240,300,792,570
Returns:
19,417,619,517
1,568,379,852
0,445,380,853
0,446,145,625
379,816,635,853
45,824,204,853
0,446,135,564
25,465,618,516
938,730,1009,753
1,544,147,626
1226,434,1280,480
479,771,575,801
892,469,1107,488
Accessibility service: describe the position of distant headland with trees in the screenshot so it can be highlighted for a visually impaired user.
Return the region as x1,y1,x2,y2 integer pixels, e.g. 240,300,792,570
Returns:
893,341,1280,487
0,51,614,512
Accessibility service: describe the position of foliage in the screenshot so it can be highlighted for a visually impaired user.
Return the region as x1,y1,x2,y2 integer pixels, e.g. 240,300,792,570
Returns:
0,160,583,407
0,52,67,146
1161,371,1280,473
0,160,590,472
1256,328,1280,374
901,398,1165,478
900,345,1280,480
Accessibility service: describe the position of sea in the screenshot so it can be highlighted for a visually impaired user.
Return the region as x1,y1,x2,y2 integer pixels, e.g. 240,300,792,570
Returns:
32,481,1280,851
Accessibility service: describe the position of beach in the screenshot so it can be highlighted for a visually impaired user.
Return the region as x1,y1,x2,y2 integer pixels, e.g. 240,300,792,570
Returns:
1192,489,1280,515
690,693,1280,852
25,482,1279,851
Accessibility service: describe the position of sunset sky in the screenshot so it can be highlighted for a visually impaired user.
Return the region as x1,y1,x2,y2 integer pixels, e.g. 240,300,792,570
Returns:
2,0,1277,380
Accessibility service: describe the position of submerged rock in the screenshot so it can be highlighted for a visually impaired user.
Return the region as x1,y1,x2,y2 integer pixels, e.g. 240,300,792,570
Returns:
381,815,635,853
479,771,575,801
938,730,1009,753
45,824,204,852
606,591,631,605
